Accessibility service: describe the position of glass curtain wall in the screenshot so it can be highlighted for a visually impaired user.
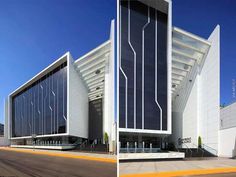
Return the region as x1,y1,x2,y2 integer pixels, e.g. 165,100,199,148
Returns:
12,62,67,137
119,0,168,130
89,98,103,142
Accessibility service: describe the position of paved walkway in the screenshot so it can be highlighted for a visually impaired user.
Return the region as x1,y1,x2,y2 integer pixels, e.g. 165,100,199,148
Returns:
0,147,116,163
120,157,236,176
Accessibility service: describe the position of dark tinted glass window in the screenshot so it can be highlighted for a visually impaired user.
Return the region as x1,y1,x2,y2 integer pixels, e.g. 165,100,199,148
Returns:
89,99,103,140
119,0,168,130
12,62,67,137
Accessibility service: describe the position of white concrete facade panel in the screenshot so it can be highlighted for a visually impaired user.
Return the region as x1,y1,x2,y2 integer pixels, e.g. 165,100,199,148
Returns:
68,53,89,138
219,127,236,158
103,20,115,149
199,25,220,154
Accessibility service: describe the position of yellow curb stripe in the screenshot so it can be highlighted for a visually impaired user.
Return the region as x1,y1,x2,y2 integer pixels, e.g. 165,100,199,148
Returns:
120,167,236,177
0,147,116,164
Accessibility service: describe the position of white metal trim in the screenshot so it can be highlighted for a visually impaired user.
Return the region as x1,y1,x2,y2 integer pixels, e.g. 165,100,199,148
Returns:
142,5,150,129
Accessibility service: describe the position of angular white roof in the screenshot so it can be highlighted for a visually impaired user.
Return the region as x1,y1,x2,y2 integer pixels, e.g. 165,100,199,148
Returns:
172,27,211,96
74,40,111,101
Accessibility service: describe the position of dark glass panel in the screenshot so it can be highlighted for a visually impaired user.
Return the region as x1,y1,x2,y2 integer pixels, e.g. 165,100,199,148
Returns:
89,99,103,140
120,0,168,131
11,62,67,137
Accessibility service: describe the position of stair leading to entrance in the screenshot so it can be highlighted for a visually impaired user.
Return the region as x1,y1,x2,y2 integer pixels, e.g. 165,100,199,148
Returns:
178,148,217,158
74,144,108,153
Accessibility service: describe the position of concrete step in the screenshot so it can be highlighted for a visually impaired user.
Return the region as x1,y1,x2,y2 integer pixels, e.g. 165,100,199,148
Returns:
119,151,185,160
178,148,216,158
76,144,108,152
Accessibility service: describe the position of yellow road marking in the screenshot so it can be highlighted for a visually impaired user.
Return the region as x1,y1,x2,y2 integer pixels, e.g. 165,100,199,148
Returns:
0,147,116,164
120,167,236,177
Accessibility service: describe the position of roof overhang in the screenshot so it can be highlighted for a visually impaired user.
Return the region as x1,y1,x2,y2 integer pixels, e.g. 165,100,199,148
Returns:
172,27,211,97
74,40,111,101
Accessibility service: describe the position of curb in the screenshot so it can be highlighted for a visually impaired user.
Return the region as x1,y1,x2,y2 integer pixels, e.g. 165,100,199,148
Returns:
120,167,236,177
0,147,116,164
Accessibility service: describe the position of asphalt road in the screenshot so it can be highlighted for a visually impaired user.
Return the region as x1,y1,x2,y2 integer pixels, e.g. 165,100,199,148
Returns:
0,149,116,177
181,173,236,177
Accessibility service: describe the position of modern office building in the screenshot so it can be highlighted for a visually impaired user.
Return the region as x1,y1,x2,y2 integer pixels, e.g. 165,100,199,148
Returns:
4,21,116,152
118,0,220,157
119,0,172,150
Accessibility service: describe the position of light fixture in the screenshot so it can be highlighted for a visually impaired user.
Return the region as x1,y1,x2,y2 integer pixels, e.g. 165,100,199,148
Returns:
184,64,189,70
95,69,101,74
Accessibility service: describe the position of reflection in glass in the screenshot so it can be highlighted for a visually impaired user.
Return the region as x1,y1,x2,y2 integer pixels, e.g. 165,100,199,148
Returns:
12,62,67,137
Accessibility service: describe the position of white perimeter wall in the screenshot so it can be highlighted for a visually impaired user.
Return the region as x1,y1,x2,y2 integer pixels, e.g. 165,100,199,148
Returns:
68,53,89,138
220,102,236,129
219,127,236,157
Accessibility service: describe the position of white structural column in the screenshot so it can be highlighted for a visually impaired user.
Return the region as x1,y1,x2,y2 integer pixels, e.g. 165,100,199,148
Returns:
103,20,115,152
141,6,150,129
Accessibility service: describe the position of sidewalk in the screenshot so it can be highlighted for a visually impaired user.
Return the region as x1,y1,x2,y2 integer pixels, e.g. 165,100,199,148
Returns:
0,147,117,163
120,157,236,176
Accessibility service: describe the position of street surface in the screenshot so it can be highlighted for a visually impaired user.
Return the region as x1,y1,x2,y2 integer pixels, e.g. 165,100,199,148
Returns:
0,149,116,177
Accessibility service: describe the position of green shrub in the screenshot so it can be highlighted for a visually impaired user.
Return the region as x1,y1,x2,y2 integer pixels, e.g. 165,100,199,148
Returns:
198,136,202,148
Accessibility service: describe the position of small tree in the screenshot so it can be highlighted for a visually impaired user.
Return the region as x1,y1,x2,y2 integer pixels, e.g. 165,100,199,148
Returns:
104,132,109,152
198,136,202,148
104,132,109,144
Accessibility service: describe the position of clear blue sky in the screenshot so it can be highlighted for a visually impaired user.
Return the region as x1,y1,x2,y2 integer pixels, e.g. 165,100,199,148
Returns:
0,0,116,124
0,0,236,124
172,0,236,106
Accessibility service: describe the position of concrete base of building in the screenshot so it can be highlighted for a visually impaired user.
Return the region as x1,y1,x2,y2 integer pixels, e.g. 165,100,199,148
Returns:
10,145,75,150
119,151,185,160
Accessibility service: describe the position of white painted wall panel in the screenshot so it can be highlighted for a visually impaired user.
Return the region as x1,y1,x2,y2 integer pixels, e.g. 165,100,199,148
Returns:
199,25,220,154
182,77,198,147
104,20,116,152
221,102,236,129
171,64,199,148
171,26,220,153
219,127,236,157
68,53,89,138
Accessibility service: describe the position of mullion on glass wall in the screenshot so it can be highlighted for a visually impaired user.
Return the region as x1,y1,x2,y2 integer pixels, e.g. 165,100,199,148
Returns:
11,63,67,137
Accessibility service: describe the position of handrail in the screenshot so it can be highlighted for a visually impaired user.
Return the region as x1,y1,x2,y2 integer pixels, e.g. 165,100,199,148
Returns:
174,143,180,152
79,140,87,149
182,143,192,157
90,140,96,151
202,143,218,156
